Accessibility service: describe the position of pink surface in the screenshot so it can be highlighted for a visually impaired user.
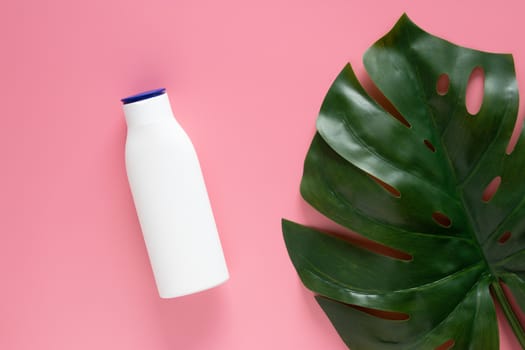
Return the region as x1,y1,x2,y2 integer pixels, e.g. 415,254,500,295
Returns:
2,1,525,349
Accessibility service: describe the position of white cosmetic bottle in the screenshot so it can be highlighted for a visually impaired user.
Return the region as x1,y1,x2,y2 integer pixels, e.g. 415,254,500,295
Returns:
122,88,229,298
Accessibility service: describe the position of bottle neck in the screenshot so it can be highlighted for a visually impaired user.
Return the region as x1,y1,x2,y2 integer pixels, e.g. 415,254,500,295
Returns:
123,93,174,128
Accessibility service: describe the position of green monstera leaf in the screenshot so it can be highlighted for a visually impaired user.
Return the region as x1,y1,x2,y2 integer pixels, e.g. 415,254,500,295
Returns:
282,14,525,349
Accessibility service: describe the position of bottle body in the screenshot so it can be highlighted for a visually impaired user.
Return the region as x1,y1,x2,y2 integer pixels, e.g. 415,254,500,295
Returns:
123,91,229,298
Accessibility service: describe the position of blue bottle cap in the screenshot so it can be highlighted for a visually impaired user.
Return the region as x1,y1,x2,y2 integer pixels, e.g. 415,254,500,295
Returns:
121,88,166,105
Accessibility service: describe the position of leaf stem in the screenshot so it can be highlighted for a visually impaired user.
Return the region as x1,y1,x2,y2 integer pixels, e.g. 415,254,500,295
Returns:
491,280,525,349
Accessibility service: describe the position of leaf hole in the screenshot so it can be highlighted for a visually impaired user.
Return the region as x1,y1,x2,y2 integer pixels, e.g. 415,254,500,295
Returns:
330,231,413,261
432,212,452,228
368,174,401,198
498,231,512,244
348,304,409,321
424,139,436,152
466,66,485,115
436,73,450,95
505,116,523,155
360,74,412,128
482,176,501,202
435,339,455,350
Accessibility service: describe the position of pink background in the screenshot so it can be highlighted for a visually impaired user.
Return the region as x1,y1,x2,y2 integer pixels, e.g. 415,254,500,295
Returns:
2,0,525,349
